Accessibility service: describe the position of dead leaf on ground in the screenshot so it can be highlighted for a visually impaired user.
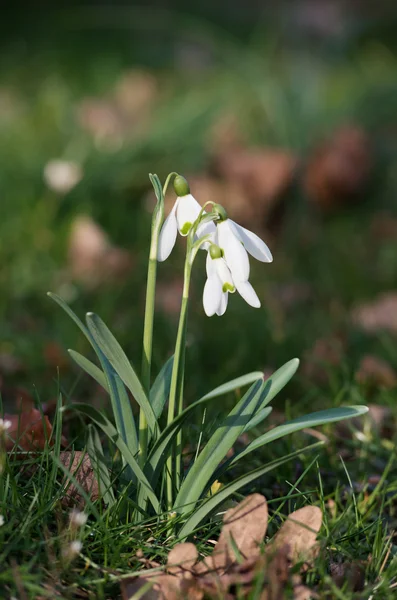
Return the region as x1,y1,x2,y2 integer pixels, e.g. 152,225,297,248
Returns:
121,494,322,600
329,560,366,591
269,506,322,566
5,408,53,452
68,215,133,288
304,125,372,211
302,335,346,384
352,292,397,334
60,451,100,508
355,355,397,389
213,149,298,227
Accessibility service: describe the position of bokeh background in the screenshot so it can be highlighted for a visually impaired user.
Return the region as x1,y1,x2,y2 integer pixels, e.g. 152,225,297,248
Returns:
2,0,397,417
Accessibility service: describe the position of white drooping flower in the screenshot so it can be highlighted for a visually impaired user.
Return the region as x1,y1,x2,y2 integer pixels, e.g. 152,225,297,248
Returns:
157,175,215,262
214,207,273,282
203,245,261,316
0,418,12,434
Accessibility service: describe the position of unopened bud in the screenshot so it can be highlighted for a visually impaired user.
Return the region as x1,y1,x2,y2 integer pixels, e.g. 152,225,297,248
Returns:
173,175,190,197
213,204,228,222
209,244,223,260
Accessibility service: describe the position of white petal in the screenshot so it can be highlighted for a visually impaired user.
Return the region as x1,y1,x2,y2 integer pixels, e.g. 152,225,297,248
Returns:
206,251,215,278
157,200,179,261
196,220,216,250
217,220,250,281
176,194,201,236
235,279,261,308
214,258,234,291
216,292,228,316
203,276,222,317
230,221,273,263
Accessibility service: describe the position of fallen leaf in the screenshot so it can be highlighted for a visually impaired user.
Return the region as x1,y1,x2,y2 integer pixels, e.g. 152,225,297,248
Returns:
213,149,297,227
270,506,322,566
304,126,372,211
122,496,321,600
352,292,397,334
5,408,53,451
60,451,100,508
302,335,345,384
329,560,366,591
68,215,133,288
355,355,397,389
204,493,268,572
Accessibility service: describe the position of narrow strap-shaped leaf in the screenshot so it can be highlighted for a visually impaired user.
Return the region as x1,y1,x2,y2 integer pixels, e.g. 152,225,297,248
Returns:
87,424,116,506
177,442,324,539
70,403,159,513
150,355,174,420
243,358,299,430
49,294,139,455
174,379,269,514
68,350,109,392
86,313,158,437
230,405,369,467
198,371,264,402
243,406,272,432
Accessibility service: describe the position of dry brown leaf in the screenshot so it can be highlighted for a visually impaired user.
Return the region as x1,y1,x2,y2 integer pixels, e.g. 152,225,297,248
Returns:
204,493,268,572
302,335,345,384
329,560,366,591
122,496,321,600
5,408,53,452
352,292,397,334
68,215,133,288
60,451,100,508
304,126,372,211
270,506,322,566
355,355,397,389
213,149,297,226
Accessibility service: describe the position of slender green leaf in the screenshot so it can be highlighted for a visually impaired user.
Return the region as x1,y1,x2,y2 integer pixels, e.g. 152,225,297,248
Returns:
68,350,108,392
150,355,174,420
174,379,269,514
178,442,324,539
49,294,138,455
198,371,264,402
230,405,369,466
86,313,158,436
243,406,272,432
87,425,116,506
70,402,159,512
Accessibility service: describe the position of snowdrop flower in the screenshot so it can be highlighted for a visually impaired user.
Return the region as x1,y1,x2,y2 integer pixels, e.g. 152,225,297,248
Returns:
203,245,261,316
0,515,4,527
157,175,215,262
214,205,273,282
0,418,12,434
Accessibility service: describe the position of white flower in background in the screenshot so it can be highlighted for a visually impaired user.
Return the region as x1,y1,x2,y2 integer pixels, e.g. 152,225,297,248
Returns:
0,418,12,434
69,510,88,528
44,159,83,195
0,515,4,527
157,175,215,262
214,205,273,282
203,245,261,316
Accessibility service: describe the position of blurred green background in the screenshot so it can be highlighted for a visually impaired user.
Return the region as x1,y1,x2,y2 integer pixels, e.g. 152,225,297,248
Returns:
2,0,397,415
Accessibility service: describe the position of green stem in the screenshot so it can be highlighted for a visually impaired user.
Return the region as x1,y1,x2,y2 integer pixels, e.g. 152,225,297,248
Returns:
139,173,176,466
166,256,192,510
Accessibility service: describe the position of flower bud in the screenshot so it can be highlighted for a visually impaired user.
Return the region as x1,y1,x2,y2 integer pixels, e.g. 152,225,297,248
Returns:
173,175,190,197
209,244,223,260
213,203,228,222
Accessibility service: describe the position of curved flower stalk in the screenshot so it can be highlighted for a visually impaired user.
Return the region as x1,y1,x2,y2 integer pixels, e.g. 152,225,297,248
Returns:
203,245,261,316
157,176,215,262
